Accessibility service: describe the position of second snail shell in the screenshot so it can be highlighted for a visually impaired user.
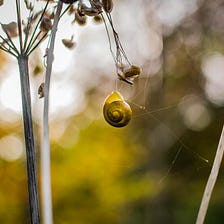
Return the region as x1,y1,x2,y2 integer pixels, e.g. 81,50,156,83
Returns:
103,91,132,128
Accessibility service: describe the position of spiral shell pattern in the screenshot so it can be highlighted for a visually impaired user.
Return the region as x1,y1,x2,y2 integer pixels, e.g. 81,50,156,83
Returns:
103,91,132,128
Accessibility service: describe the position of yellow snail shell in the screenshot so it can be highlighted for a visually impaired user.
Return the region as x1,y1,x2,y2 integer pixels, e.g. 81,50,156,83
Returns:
103,91,132,128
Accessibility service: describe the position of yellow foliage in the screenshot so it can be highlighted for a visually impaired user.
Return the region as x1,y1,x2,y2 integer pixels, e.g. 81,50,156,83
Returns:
50,121,158,223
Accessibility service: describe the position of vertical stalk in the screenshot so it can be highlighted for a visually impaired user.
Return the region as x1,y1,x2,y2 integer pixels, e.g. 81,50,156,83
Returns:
196,125,224,224
41,2,63,224
18,55,40,224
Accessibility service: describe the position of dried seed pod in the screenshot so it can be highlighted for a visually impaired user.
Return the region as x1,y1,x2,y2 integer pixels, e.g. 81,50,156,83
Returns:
40,17,52,32
118,65,142,85
93,15,103,24
62,36,76,49
103,91,132,128
123,65,142,78
79,3,102,16
102,0,113,13
74,10,87,25
38,83,45,98
1,22,18,38
60,0,77,4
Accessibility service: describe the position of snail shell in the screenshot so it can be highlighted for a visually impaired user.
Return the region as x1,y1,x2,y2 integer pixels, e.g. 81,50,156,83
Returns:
103,91,132,128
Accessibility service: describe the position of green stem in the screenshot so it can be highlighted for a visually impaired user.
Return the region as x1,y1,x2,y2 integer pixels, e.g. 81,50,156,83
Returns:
18,55,40,224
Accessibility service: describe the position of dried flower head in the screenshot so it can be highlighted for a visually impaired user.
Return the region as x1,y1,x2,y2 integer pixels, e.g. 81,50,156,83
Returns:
0,0,3,7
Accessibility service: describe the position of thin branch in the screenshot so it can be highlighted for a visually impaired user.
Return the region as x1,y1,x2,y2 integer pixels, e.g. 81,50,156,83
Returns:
59,0,80,19
41,1,63,224
0,34,19,56
101,14,116,64
196,124,224,224
23,9,35,51
60,3,73,18
0,45,17,57
27,31,48,56
0,43,8,51
25,1,49,54
105,12,131,65
0,35,13,49
15,0,23,52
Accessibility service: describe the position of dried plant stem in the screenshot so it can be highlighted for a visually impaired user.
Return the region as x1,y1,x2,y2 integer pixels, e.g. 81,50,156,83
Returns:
41,1,63,224
18,54,40,224
16,0,23,52
196,125,224,224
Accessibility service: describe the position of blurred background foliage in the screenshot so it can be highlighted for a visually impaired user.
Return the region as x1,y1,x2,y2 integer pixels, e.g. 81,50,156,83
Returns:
0,0,224,223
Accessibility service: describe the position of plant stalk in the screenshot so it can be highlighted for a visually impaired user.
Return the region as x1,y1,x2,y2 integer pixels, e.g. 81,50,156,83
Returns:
41,2,63,224
18,54,40,224
196,124,224,224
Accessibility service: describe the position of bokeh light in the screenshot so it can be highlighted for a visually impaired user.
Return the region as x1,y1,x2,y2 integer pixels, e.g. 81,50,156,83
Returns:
0,135,23,161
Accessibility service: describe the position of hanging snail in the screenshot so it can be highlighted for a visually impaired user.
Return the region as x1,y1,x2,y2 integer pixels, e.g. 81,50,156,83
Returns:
103,91,132,128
